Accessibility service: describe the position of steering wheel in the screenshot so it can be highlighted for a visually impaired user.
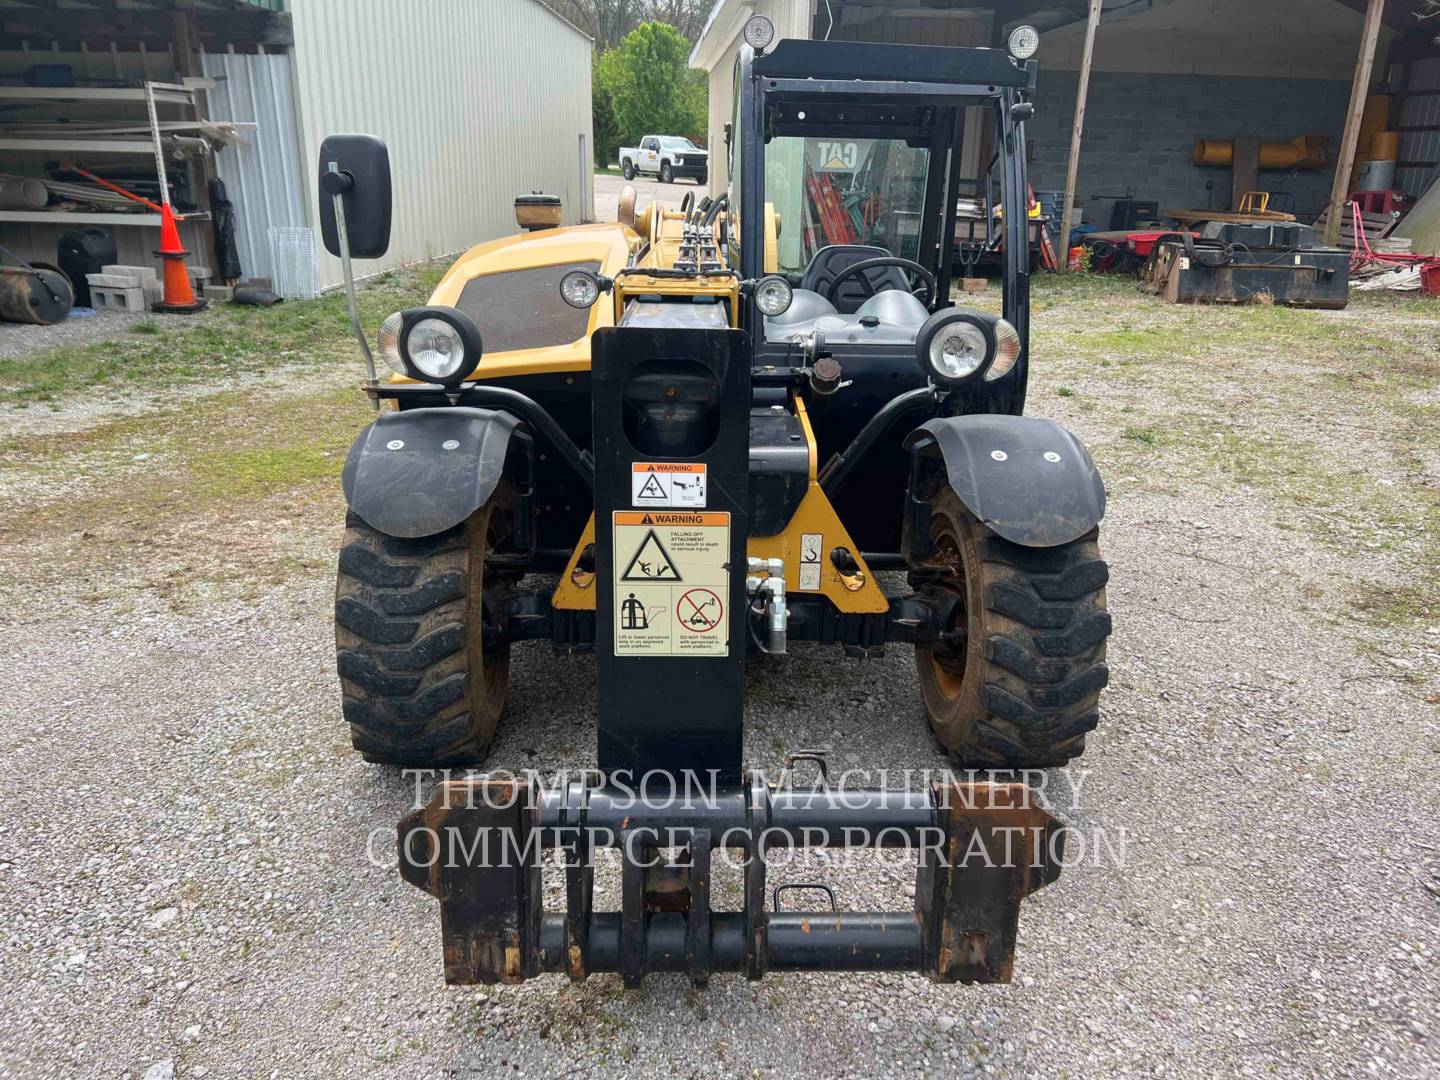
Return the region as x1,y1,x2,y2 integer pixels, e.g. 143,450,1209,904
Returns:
825,256,937,309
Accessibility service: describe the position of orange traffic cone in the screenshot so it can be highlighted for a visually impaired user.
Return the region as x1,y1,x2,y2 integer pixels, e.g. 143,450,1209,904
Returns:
152,203,206,314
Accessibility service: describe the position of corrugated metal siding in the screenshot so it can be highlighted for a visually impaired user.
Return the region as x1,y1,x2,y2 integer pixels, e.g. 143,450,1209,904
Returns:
201,50,307,284
824,12,990,47
1397,56,1440,197
288,0,593,289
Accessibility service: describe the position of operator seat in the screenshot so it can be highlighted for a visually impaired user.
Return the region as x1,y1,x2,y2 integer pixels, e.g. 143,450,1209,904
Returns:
799,245,910,314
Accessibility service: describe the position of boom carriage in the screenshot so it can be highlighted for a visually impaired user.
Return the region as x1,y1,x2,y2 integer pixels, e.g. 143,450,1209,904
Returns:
324,24,1109,986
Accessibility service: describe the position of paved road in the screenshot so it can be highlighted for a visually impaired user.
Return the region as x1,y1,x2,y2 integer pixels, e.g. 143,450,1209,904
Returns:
593,171,700,222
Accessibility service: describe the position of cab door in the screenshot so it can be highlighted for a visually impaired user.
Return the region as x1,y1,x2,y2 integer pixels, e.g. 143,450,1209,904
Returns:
642,137,660,172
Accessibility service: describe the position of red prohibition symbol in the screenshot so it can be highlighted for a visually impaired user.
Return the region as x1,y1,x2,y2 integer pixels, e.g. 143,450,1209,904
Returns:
677,588,723,632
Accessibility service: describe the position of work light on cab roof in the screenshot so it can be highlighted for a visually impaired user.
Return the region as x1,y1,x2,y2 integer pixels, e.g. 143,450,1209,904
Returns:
743,14,775,52
1008,24,1040,60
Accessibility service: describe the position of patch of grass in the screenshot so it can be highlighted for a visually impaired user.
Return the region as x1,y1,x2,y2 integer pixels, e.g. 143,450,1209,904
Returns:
129,319,160,335
1120,425,1157,445
1354,584,1440,628
190,446,341,498
1055,385,1076,397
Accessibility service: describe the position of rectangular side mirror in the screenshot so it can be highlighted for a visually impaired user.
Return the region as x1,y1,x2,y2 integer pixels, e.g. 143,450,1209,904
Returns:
318,134,392,259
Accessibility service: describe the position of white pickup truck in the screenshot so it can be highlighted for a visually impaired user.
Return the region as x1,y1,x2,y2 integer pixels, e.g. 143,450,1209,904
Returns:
618,135,708,184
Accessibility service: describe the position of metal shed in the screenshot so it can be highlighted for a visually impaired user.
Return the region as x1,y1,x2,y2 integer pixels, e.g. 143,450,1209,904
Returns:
0,0,594,296
285,0,595,290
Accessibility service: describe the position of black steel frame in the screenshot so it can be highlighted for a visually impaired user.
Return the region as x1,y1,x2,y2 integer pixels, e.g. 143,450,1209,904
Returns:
399,775,1062,986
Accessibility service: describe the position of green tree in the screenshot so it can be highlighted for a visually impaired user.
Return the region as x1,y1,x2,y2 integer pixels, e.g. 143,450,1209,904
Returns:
551,0,710,51
593,21,707,166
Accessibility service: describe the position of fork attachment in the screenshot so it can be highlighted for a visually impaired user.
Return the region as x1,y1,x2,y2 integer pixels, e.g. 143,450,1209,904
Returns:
397,775,1062,986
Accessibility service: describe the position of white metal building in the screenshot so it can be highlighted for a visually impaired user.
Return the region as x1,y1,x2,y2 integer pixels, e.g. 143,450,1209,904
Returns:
0,0,594,294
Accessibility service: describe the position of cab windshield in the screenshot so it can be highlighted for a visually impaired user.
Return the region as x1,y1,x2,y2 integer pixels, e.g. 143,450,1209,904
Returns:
660,137,699,150
765,136,931,275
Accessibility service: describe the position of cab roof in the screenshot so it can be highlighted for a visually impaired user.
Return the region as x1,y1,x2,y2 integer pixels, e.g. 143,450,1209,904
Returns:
752,39,1035,93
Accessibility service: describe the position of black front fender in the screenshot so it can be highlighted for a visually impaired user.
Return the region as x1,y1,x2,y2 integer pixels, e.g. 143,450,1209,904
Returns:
341,406,523,538
905,414,1105,547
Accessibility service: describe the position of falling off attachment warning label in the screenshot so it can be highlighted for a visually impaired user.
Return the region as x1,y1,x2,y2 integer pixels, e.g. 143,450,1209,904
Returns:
613,511,729,656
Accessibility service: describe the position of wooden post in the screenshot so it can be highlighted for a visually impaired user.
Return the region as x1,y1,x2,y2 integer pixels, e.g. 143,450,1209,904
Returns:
1058,0,1102,272
1323,0,1386,247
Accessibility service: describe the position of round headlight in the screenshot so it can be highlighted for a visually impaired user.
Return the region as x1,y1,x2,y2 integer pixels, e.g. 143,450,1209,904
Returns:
917,310,996,387
984,318,1022,382
1008,24,1040,60
743,14,775,52
406,318,468,381
395,306,483,389
377,310,406,375
931,323,989,381
560,268,601,309
754,274,793,317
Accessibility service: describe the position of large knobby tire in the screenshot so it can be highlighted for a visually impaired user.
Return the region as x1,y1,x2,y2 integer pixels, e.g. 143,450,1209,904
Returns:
914,486,1110,768
334,503,510,766
622,159,635,181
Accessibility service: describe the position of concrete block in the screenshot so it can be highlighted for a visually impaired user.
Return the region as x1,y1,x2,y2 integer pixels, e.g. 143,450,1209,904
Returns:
101,264,157,283
203,285,235,303
961,278,988,293
186,266,212,282
86,272,140,289
90,285,147,313
142,279,163,305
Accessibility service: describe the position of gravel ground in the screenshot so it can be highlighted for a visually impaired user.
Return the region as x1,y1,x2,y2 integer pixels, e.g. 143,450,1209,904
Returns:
1,277,1438,1079
0,306,175,360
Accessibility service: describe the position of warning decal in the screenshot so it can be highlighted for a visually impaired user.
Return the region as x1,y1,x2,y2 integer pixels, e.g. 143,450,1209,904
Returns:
613,511,729,656
631,462,707,508
620,530,681,581
678,588,723,632
798,532,823,591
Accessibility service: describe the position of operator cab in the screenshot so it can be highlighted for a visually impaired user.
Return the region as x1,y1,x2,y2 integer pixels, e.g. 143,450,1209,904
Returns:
730,40,1036,372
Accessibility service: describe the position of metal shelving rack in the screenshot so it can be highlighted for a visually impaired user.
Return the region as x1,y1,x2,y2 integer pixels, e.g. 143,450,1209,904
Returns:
0,79,213,227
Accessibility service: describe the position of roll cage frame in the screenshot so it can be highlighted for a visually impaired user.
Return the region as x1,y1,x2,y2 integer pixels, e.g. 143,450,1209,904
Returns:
734,40,1037,387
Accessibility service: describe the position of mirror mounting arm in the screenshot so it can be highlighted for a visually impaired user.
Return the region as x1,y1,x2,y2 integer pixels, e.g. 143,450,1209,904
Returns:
327,161,379,411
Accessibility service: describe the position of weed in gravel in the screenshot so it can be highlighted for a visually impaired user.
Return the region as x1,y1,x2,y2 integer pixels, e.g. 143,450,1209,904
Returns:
129,320,160,336
1355,584,1440,628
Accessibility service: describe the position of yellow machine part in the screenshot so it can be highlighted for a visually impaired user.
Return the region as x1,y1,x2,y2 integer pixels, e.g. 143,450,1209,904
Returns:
1191,135,1330,170
1355,95,1392,164
399,188,888,620
385,222,638,383
552,398,888,615
610,273,741,323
